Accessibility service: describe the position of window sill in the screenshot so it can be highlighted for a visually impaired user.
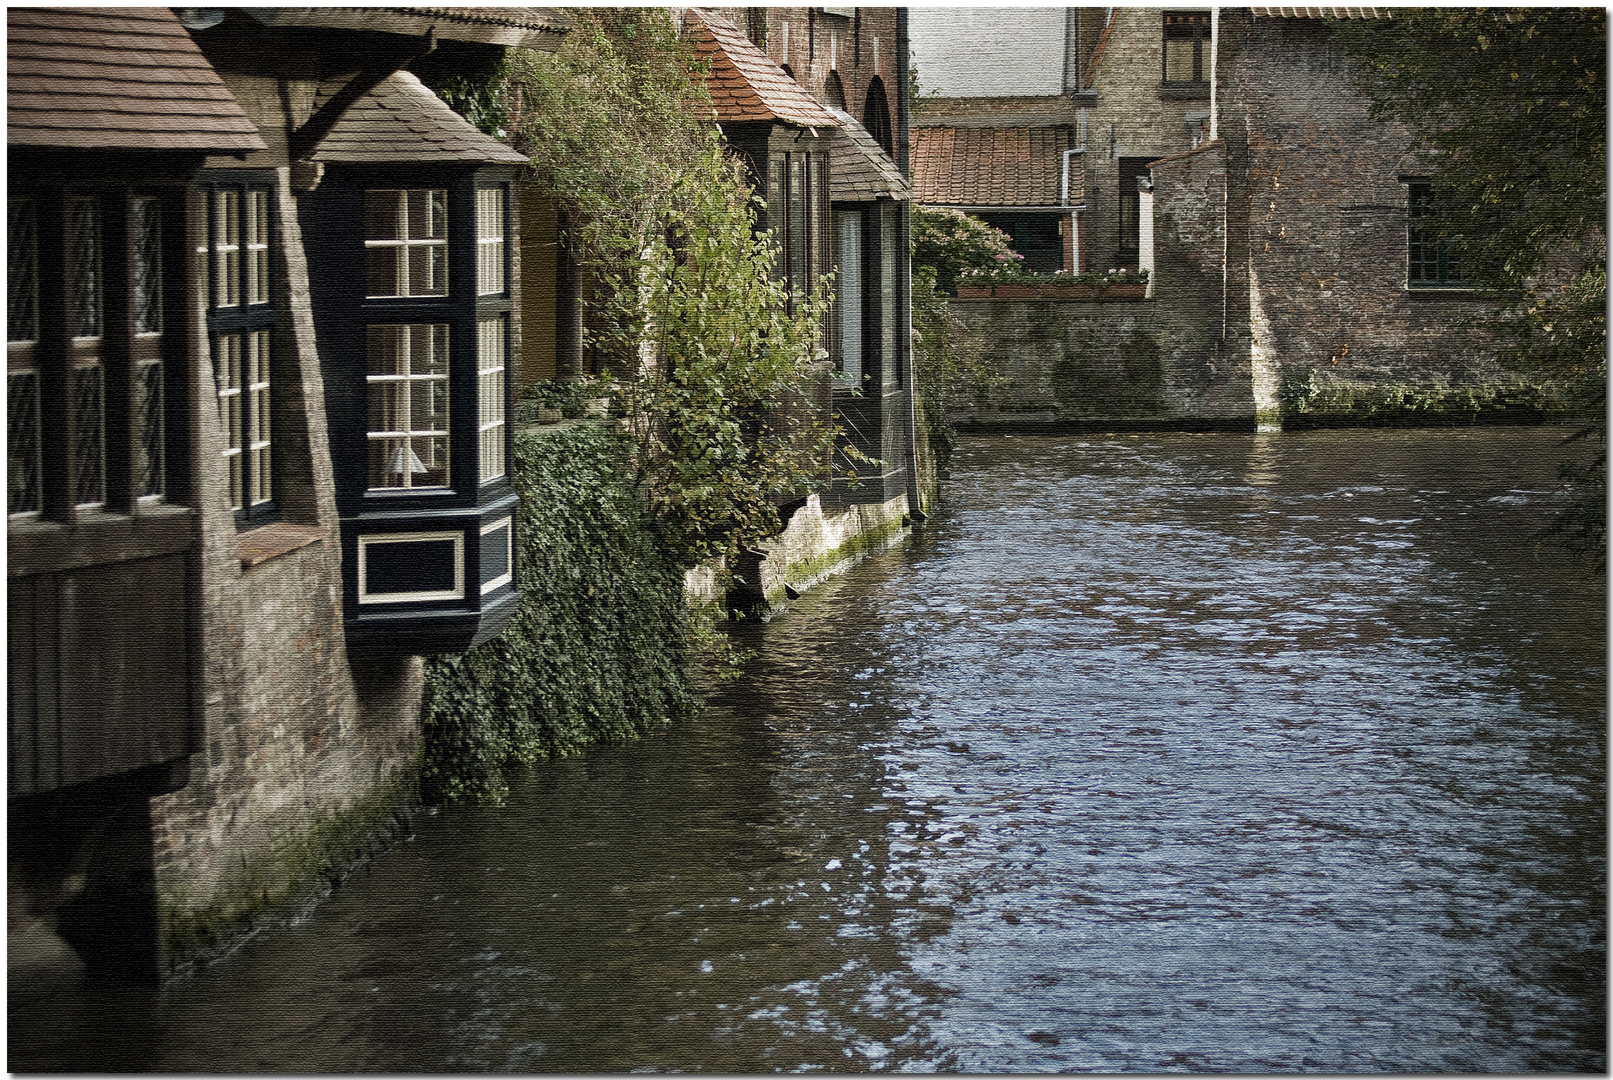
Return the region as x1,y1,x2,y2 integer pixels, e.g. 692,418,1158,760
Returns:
238,522,328,568
1404,286,1481,298
8,504,197,578
1159,85,1210,101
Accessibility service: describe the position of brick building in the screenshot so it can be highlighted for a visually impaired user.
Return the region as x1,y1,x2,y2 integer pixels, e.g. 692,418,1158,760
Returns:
1144,7,1531,429
8,6,569,982
909,7,1210,274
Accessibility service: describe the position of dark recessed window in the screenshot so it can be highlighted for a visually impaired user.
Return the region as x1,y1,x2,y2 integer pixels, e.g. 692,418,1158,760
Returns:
8,188,181,519
1163,12,1210,87
1407,183,1464,287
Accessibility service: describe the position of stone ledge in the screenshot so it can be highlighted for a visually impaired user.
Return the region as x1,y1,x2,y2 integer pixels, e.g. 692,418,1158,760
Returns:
238,522,328,568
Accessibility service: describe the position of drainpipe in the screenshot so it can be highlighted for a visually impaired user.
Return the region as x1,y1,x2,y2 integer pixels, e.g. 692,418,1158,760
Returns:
1209,7,1219,141
1062,147,1083,272
897,6,925,521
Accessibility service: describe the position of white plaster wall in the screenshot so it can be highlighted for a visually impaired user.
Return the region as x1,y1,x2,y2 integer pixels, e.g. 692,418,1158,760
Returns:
908,8,1068,96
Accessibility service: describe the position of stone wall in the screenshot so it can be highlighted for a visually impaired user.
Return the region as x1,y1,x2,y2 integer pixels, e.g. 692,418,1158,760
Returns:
1079,8,1209,272
949,293,1254,431
1220,13,1566,427
148,167,424,975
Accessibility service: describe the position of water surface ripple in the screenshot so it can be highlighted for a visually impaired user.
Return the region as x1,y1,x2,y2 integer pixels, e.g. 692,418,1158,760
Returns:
15,429,1606,1073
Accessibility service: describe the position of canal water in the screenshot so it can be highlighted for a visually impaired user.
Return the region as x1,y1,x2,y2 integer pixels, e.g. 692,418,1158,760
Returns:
12,427,1606,1073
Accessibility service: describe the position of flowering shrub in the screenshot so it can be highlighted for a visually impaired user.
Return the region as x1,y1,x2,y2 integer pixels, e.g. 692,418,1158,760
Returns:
911,207,1019,292
958,264,1150,287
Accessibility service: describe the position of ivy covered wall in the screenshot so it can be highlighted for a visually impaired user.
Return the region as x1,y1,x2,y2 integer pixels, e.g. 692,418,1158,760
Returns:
420,423,698,803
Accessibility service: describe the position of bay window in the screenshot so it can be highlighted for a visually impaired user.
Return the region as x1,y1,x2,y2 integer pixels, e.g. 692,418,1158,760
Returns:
304,165,520,653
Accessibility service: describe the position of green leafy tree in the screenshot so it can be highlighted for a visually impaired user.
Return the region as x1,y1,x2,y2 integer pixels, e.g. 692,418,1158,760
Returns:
1336,8,1606,568
441,10,841,565
595,133,839,566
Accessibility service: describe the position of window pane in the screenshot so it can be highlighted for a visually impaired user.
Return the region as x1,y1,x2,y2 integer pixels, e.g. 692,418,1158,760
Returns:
366,190,404,241
367,323,450,489
366,247,402,298
408,244,448,296
9,199,38,342
218,333,243,510
477,187,506,295
8,369,41,514
836,212,862,387
136,359,164,499
478,317,506,482
133,197,164,334
249,332,272,509
366,188,448,297
68,198,103,338
788,154,806,302
216,189,241,307
73,361,104,507
246,190,270,306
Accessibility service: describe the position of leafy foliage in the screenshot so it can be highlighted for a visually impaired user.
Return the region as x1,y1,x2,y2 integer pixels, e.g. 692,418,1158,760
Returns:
596,133,840,566
420,426,698,803
1335,9,1606,567
506,9,840,565
911,206,1018,293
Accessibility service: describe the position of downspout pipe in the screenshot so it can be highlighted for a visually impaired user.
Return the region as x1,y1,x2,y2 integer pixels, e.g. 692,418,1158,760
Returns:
897,6,926,521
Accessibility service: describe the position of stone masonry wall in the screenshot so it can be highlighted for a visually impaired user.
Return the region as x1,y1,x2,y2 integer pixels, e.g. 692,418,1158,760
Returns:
1080,8,1209,272
949,294,1254,431
149,166,423,974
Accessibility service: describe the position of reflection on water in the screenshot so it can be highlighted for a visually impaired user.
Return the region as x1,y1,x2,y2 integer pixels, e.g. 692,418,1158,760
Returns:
10,428,1606,1073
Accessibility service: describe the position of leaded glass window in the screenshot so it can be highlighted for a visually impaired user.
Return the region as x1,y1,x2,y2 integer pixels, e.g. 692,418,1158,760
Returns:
73,361,104,507
8,370,40,515
367,323,450,489
9,199,38,343
132,197,163,334
68,198,102,339
366,189,448,298
478,317,506,483
137,359,165,500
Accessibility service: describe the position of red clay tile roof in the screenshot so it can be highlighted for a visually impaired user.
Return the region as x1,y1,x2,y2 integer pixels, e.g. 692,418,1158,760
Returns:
7,7,265,152
685,9,842,130
826,108,910,202
309,71,527,165
911,127,1076,208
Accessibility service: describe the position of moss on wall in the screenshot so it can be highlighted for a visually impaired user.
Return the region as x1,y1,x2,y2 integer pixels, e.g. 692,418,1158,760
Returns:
1279,369,1577,428
419,424,698,804
159,770,417,971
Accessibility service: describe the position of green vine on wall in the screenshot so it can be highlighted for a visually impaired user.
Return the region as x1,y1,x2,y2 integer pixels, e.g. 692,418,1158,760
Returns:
420,425,698,803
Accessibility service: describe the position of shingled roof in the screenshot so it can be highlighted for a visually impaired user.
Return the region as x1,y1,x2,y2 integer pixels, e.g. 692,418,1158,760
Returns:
308,70,527,165
684,9,842,130
825,108,910,202
252,7,574,50
7,7,265,152
911,127,1077,209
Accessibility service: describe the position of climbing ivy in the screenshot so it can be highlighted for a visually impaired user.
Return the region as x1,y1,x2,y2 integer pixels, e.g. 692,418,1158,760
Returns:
419,425,698,803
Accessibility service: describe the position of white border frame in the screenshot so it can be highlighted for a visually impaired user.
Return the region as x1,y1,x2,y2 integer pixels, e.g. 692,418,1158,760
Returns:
357,529,465,604
480,516,513,595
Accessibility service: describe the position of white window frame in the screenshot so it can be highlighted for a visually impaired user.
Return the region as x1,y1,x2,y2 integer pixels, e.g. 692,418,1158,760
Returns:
480,516,513,594
357,530,466,604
